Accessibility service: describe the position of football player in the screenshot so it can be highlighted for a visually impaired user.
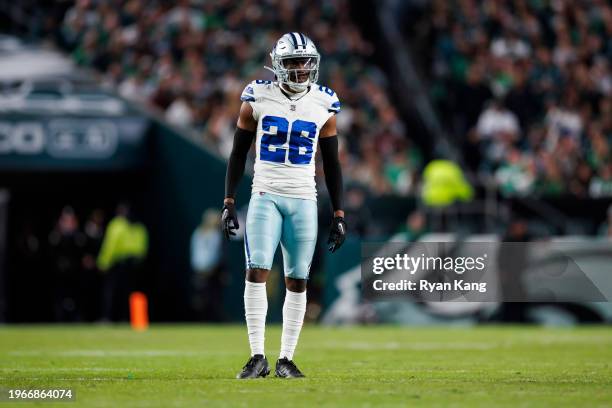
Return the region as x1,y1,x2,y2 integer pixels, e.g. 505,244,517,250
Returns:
222,32,346,379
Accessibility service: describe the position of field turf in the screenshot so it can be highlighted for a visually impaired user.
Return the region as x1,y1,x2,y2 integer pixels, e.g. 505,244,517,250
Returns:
0,325,611,407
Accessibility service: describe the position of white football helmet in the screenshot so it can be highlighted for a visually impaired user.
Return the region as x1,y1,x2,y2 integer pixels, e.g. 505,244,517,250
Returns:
267,32,320,92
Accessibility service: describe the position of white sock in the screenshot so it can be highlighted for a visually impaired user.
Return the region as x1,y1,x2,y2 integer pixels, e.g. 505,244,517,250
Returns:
244,280,267,356
280,289,307,361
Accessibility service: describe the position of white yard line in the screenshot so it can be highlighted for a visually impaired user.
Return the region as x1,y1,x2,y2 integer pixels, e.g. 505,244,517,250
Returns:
6,350,239,357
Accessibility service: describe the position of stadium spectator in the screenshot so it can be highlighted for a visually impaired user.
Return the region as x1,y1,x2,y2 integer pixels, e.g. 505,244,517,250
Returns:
496,218,531,321
49,206,86,322
598,205,612,238
397,210,427,242
475,98,521,167
81,209,106,321
589,163,612,198
421,159,473,208
97,203,148,321
494,147,535,197
342,184,372,238
190,209,225,320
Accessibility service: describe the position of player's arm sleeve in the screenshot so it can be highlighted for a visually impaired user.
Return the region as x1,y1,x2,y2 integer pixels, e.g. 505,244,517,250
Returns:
319,135,343,211
224,127,255,199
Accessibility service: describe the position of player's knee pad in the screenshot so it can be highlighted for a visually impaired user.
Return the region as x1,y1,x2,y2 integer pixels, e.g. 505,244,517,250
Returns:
244,230,277,270
282,238,316,279
279,198,318,280
245,250,273,270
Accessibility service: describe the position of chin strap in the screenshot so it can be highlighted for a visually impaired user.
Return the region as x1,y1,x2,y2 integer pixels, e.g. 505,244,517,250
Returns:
264,65,312,90
280,83,309,98
265,65,310,93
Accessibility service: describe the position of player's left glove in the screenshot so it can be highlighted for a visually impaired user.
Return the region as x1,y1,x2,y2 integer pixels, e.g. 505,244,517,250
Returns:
221,202,239,240
328,216,347,253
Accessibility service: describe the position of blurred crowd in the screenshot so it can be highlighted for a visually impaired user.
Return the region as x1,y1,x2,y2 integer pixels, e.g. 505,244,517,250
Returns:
416,0,611,198
52,0,422,196
15,204,148,322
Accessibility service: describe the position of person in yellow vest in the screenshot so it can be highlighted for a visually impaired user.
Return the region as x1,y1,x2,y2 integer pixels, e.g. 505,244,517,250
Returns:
97,203,148,322
421,159,474,231
421,159,474,207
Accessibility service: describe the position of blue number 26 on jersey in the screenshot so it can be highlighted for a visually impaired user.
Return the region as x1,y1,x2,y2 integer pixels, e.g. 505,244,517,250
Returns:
260,115,317,165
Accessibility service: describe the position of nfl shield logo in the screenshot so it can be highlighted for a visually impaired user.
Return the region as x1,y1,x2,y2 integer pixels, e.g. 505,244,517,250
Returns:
290,104,296,111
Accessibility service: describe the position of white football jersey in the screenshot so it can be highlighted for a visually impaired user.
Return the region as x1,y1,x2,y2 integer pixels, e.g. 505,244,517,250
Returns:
240,80,341,201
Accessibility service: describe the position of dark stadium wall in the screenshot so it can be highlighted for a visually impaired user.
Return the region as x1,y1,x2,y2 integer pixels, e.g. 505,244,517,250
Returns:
2,170,151,322
143,121,251,322
0,113,152,322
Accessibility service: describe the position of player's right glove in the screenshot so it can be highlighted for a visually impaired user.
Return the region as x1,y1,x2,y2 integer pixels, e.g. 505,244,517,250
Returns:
221,202,239,240
328,216,347,253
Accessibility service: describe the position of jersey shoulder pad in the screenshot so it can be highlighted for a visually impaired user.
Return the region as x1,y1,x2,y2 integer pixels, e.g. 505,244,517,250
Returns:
312,83,341,114
240,80,274,102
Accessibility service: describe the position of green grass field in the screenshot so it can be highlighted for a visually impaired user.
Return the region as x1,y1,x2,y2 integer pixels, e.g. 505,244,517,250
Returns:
0,325,611,407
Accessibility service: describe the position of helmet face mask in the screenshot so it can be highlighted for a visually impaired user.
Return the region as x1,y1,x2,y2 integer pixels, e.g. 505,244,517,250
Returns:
280,56,318,87
269,33,320,92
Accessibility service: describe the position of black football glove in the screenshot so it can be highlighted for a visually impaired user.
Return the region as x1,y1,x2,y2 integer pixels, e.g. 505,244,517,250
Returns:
221,202,239,240
328,216,347,253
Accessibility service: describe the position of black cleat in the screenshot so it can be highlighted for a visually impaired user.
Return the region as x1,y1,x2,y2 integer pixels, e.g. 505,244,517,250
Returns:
236,354,270,379
275,357,305,378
